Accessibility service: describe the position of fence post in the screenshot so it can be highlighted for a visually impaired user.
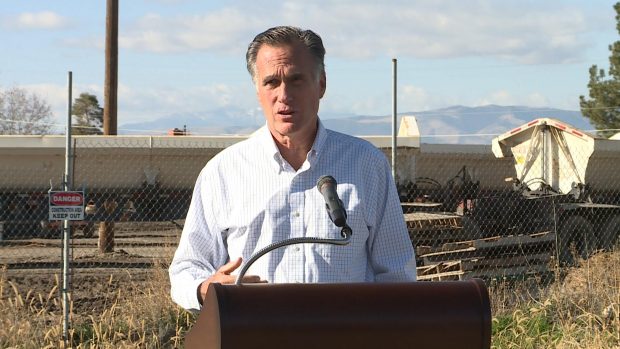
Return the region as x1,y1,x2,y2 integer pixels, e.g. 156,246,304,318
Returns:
392,58,398,184
98,198,117,253
61,70,73,347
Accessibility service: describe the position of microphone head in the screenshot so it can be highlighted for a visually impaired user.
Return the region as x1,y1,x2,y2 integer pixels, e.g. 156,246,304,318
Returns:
316,175,337,192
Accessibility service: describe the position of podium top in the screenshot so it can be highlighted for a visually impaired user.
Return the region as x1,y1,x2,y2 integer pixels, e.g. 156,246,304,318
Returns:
185,280,491,349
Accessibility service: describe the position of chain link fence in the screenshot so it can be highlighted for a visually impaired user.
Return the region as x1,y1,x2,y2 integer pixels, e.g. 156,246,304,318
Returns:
392,120,620,282
0,135,245,265
1,122,619,343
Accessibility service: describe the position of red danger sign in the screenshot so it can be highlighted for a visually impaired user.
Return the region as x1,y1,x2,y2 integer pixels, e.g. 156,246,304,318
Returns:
50,192,84,206
49,191,85,221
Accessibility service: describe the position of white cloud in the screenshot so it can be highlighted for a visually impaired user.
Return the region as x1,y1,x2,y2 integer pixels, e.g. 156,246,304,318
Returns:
321,92,388,116
120,9,260,53
321,83,465,116
317,1,589,64
475,90,554,108
399,85,457,112
112,0,594,64
112,82,257,125
524,93,550,107
23,83,69,124
476,90,515,106
4,11,69,30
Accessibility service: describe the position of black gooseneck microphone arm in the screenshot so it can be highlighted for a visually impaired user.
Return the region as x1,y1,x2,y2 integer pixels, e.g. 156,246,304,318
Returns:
235,176,352,285
234,226,352,285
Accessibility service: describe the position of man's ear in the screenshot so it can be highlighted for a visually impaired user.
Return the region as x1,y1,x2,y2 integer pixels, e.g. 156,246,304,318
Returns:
319,71,326,98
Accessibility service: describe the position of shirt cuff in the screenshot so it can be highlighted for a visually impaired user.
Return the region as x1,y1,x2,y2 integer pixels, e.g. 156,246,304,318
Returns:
177,278,208,312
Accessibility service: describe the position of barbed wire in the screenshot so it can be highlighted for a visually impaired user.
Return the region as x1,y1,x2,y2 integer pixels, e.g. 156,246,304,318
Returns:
405,105,620,118
419,128,620,139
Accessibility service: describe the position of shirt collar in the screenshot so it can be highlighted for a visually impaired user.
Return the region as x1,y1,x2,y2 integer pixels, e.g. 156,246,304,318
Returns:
309,119,327,163
253,119,328,173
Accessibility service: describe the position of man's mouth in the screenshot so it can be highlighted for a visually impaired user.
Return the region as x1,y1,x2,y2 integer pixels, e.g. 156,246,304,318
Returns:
277,109,294,117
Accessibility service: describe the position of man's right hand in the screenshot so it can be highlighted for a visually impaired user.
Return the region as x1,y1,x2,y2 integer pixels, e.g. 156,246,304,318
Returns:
197,257,265,305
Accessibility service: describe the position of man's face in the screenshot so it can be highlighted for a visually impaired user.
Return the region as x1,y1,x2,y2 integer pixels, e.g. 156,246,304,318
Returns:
254,42,326,141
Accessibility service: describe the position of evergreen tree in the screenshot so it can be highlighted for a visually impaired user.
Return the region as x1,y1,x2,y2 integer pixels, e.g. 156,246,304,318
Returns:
580,2,620,137
72,93,103,135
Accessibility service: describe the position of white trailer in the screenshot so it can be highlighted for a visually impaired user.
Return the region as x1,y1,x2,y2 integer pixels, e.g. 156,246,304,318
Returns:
491,118,620,263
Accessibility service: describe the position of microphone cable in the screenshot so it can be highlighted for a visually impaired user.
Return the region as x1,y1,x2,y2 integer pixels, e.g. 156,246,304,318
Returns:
234,225,352,285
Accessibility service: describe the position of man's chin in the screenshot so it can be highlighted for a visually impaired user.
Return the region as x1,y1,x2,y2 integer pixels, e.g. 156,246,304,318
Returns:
274,125,296,137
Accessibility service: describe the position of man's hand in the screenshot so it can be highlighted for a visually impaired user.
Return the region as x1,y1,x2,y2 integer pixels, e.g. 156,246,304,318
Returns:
197,257,265,305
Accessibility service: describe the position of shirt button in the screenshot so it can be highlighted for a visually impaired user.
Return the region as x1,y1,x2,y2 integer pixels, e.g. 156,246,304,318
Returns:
294,246,300,252
293,211,300,217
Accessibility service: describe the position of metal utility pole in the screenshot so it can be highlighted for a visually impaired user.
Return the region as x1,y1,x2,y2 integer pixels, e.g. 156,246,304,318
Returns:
100,0,118,253
391,58,398,183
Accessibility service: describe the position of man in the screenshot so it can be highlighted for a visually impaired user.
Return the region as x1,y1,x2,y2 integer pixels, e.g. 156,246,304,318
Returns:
169,26,416,311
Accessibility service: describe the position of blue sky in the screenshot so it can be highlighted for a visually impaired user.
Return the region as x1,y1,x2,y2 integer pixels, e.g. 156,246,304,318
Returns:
1,0,618,134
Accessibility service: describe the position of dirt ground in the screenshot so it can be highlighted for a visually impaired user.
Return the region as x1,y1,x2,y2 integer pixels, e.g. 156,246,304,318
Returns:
4,220,617,319
1,222,181,316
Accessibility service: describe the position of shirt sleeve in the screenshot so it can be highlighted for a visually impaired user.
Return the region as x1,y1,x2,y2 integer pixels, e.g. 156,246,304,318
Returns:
168,167,229,311
367,154,417,282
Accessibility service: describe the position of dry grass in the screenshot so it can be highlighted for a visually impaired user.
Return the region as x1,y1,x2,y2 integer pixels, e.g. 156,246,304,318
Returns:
0,266,62,349
0,264,195,349
65,265,195,349
491,250,620,348
1,251,619,348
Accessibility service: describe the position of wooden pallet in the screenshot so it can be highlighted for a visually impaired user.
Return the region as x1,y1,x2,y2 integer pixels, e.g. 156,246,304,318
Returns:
418,232,555,261
404,212,461,231
416,232,556,281
405,212,489,247
406,212,463,247
440,231,555,252
417,260,465,281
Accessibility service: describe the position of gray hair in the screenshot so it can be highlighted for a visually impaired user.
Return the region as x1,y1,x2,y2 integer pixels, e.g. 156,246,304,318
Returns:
246,26,326,85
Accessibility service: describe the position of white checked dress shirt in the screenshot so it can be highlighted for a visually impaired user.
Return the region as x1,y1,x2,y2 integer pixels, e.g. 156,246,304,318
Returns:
169,120,416,311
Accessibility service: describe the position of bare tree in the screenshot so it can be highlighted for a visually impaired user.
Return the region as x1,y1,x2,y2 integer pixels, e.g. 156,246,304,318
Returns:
0,86,53,135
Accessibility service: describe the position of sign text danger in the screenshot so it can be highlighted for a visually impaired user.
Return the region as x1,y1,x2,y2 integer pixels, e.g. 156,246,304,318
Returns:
49,191,85,221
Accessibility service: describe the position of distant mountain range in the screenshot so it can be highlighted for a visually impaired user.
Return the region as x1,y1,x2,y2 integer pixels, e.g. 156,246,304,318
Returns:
119,105,594,144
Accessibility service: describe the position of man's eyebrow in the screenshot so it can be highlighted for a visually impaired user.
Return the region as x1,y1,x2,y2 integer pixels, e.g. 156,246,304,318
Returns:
261,71,304,84
261,75,278,84
287,72,304,80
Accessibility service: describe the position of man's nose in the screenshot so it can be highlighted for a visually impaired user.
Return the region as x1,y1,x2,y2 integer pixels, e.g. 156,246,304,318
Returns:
277,83,293,103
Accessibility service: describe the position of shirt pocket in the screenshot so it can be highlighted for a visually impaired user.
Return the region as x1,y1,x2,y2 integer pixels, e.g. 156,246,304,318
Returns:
314,212,369,277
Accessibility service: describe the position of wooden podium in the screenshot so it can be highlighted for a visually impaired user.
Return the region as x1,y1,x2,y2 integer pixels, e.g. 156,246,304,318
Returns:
185,279,491,349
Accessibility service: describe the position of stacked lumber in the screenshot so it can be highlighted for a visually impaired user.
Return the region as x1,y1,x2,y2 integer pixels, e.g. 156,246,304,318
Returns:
404,211,477,247
415,231,556,281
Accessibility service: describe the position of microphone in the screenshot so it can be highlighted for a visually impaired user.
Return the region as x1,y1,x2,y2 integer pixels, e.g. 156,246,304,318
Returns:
316,175,347,227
